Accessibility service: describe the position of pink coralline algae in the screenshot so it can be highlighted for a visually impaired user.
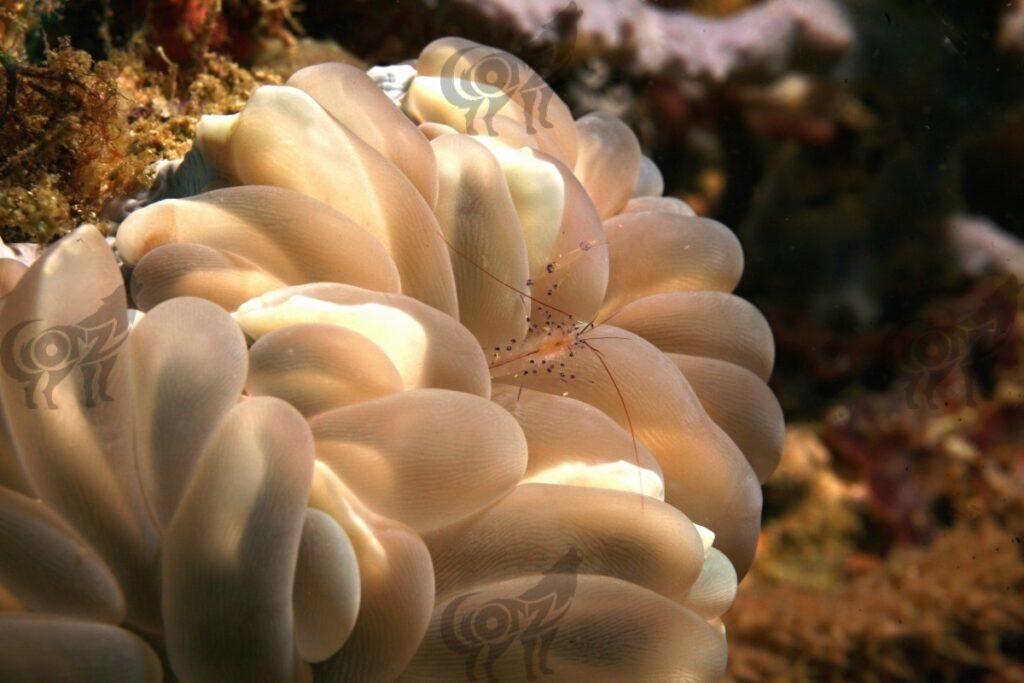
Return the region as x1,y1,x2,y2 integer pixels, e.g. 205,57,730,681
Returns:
437,0,854,83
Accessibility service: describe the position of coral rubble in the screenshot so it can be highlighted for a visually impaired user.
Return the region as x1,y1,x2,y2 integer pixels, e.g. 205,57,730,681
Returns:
727,521,1024,682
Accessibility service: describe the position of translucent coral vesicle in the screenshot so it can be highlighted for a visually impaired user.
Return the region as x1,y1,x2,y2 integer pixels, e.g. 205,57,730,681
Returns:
162,397,314,683
399,574,726,682
202,86,458,316
0,225,160,630
311,388,528,533
235,283,490,398
424,482,705,601
129,296,248,527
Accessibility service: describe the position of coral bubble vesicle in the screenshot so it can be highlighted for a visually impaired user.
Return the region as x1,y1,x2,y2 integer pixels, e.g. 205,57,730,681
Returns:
0,38,783,682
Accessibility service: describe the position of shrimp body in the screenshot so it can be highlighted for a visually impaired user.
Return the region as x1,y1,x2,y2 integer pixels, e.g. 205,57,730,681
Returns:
488,319,582,380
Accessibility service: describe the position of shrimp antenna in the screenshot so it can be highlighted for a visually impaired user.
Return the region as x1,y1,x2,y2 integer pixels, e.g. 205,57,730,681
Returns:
439,216,646,511
581,337,645,513
440,235,576,320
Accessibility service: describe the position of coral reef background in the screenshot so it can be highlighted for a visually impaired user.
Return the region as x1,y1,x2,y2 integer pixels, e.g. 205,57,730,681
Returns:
1,0,1022,680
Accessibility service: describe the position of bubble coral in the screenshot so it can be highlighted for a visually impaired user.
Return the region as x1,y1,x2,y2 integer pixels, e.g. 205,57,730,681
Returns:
0,37,783,682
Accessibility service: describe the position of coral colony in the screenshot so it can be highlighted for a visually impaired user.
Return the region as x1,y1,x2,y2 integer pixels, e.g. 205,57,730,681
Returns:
0,38,782,682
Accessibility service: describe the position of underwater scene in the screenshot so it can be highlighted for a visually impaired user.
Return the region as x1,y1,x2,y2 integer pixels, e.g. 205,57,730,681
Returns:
0,0,1021,681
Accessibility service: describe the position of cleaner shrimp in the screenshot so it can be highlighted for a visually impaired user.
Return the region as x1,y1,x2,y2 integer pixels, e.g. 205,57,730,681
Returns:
426,141,774,574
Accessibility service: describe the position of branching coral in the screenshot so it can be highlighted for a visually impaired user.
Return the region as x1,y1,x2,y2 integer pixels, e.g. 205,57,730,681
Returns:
950,215,1024,280
445,0,854,83
0,37,782,681
306,0,852,88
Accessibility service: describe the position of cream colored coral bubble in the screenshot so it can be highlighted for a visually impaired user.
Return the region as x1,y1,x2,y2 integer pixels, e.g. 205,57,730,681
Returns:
234,284,490,397
0,37,786,683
